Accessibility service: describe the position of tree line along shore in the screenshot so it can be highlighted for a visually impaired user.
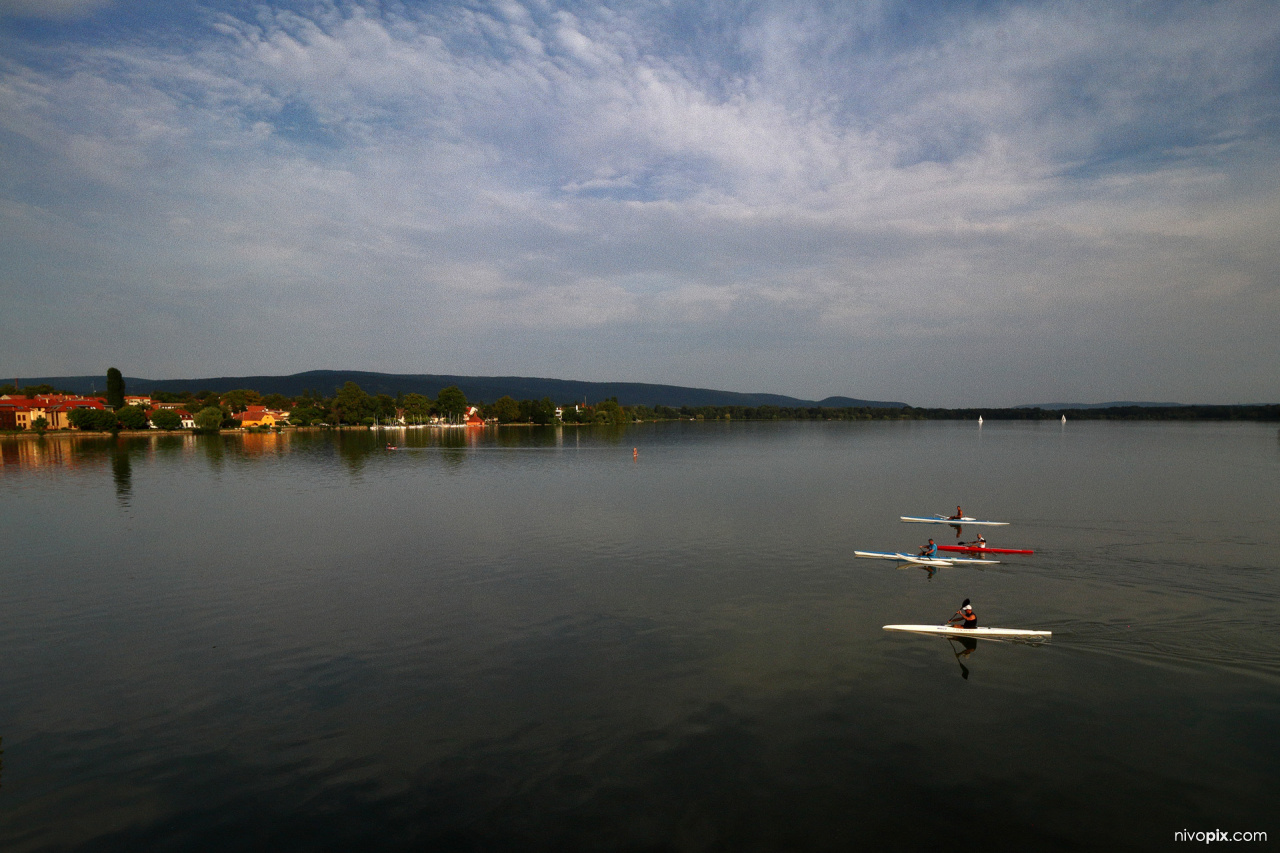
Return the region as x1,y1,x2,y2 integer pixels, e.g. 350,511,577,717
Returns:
3,371,1276,435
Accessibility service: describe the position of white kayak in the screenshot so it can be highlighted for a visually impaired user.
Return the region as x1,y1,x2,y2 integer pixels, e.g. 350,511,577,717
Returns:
883,625,1051,640
854,550,999,566
900,515,1009,526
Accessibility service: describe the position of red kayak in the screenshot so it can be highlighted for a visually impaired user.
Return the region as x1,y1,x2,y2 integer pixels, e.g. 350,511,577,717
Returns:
938,545,1035,555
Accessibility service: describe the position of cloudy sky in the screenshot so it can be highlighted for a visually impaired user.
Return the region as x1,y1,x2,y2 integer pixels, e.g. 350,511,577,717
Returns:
1,0,1276,405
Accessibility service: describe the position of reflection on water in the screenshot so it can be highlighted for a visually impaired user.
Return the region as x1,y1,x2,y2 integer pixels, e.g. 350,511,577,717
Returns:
1,421,1278,851
110,444,131,506
949,636,979,679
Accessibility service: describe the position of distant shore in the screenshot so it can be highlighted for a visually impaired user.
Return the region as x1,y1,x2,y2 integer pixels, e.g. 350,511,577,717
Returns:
4,402,1278,443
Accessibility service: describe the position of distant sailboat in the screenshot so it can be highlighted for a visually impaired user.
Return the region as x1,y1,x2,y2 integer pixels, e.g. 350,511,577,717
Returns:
1061,414,1067,423
978,415,983,425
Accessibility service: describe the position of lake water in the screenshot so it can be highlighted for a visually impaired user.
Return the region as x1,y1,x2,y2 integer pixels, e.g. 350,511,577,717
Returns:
1,421,1277,851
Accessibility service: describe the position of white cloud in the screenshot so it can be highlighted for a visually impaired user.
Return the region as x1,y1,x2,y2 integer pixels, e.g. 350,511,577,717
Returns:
0,0,1277,403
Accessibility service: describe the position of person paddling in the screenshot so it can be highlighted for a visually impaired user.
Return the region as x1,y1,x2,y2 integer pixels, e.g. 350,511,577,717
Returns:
949,506,964,520
947,599,977,629
918,538,938,559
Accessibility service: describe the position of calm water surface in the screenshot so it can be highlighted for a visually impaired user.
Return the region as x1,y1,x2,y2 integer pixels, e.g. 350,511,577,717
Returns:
1,421,1277,851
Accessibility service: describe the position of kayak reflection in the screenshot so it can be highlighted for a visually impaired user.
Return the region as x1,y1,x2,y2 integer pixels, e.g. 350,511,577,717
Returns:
949,636,979,680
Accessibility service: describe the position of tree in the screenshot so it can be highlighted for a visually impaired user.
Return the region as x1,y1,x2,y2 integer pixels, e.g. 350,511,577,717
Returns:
106,367,125,409
332,381,370,424
490,395,521,423
93,409,119,431
116,405,148,430
373,394,397,421
261,393,291,410
289,406,322,426
220,389,260,414
529,396,557,424
68,408,115,431
401,393,433,422
561,405,589,424
150,409,182,430
31,415,48,433
594,399,623,425
435,385,468,420
195,406,224,431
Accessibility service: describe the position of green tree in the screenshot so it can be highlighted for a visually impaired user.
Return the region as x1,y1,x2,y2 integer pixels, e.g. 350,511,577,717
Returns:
106,367,125,409
289,406,322,426
261,393,291,410
373,394,397,421
401,393,433,423
92,409,119,431
588,398,628,425
31,415,48,434
532,397,558,424
490,395,521,423
150,409,182,430
435,386,468,420
195,406,224,431
220,389,261,413
67,408,93,430
332,382,370,424
116,405,148,430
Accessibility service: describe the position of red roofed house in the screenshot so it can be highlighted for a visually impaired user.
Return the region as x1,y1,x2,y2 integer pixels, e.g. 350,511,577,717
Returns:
0,400,28,430
0,395,105,430
234,406,277,428
48,398,107,429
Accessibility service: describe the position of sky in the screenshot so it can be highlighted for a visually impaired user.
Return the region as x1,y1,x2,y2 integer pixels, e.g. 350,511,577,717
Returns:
1,0,1277,406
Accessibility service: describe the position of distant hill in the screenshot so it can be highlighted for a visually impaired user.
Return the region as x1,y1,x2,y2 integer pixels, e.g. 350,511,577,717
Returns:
17,370,907,409
1016,401,1187,409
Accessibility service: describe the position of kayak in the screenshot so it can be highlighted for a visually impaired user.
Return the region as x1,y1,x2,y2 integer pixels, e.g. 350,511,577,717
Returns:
937,545,1034,555
900,515,1009,526
854,550,951,566
854,550,999,566
883,625,1051,640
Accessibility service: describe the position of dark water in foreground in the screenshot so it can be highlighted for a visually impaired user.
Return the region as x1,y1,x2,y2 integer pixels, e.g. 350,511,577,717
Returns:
1,421,1277,851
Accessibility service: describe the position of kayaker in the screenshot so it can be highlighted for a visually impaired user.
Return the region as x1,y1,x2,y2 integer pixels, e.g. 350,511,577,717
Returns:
949,506,964,520
918,538,938,558
947,599,977,629
971,534,986,549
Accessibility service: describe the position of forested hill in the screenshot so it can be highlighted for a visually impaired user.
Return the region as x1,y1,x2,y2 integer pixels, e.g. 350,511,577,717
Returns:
20,370,907,409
